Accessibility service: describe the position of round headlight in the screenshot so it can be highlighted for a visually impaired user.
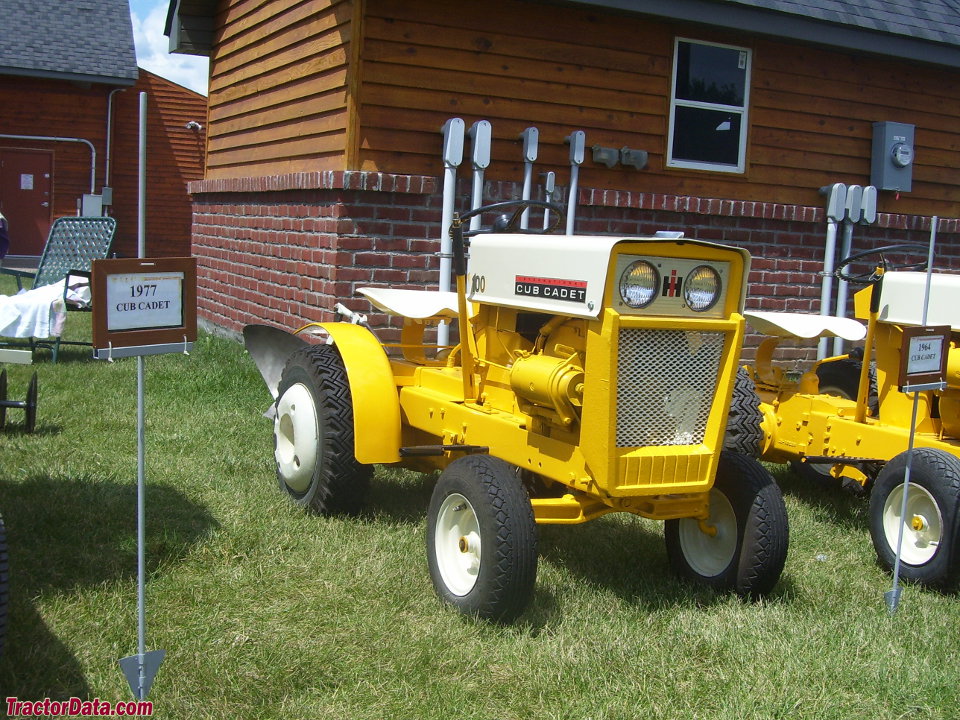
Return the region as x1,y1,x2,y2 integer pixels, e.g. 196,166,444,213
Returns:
684,265,721,312
619,261,660,309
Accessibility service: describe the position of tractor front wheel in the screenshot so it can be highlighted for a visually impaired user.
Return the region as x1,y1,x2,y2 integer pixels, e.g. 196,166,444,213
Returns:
273,344,371,515
665,451,788,597
869,448,960,588
426,455,538,622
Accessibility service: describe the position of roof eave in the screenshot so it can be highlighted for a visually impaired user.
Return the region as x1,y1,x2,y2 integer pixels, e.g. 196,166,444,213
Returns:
563,0,960,69
0,66,139,87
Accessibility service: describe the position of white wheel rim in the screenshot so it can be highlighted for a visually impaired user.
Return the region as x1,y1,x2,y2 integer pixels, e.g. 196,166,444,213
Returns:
434,493,481,596
882,482,943,566
274,383,319,494
677,488,738,578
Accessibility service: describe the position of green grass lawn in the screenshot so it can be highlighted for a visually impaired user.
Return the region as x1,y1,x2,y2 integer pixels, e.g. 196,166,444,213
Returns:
0,297,958,719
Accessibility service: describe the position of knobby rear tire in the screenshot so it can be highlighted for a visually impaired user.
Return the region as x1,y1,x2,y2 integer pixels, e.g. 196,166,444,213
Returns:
273,344,371,515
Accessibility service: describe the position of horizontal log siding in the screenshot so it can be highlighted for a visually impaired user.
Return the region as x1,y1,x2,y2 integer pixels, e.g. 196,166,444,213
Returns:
358,0,960,219
109,71,207,258
205,0,356,179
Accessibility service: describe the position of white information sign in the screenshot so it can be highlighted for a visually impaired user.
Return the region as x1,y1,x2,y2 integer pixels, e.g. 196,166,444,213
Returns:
20,173,33,190
906,333,946,376
106,272,184,331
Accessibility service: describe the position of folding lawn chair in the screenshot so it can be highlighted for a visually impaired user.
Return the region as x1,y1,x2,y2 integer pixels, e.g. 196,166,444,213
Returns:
0,216,117,362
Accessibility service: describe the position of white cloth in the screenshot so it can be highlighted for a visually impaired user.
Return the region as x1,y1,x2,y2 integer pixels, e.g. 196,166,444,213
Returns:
0,277,91,339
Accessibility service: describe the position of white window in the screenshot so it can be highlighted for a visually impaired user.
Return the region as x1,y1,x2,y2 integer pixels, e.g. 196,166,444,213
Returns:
667,38,751,173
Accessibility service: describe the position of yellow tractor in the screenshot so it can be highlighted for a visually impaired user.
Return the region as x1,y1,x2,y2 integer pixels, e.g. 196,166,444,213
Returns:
743,243,960,588
245,200,789,621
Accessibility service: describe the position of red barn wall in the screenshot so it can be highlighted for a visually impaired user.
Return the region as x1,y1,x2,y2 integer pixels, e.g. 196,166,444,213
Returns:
111,70,208,257
0,70,205,259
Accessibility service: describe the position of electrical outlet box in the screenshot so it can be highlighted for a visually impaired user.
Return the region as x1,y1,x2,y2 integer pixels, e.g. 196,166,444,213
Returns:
871,121,914,192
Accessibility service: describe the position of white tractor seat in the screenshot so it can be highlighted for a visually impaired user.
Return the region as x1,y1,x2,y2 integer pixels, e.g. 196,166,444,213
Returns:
358,287,466,320
745,311,866,341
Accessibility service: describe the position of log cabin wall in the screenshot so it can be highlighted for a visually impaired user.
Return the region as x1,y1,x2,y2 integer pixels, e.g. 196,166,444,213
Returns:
188,0,960,360
357,0,959,218
205,0,359,178
110,70,207,257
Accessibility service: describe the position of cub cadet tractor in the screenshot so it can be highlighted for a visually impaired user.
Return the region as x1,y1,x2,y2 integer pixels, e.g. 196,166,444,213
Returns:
743,243,960,588
244,200,789,621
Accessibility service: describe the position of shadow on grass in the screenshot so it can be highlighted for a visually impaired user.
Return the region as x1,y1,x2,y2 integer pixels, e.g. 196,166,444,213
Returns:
0,476,217,698
363,467,436,525
772,464,870,532
352,466,800,629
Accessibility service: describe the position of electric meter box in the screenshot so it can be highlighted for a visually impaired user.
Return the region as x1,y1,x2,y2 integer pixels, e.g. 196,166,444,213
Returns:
871,121,914,193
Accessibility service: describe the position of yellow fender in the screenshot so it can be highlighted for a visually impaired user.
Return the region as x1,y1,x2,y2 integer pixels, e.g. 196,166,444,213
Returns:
307,322,402,464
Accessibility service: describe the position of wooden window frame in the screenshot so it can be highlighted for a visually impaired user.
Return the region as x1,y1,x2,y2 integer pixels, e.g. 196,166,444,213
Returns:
667,37,752,174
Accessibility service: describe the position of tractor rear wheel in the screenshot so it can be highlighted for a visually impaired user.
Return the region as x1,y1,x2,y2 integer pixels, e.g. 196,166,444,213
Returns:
869,448,960,588
723,368,763,457
665,451,788,597
426,455,538,622
273,344,371,515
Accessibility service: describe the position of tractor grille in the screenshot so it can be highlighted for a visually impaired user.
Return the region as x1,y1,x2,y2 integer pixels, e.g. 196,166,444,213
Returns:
616,328,725,448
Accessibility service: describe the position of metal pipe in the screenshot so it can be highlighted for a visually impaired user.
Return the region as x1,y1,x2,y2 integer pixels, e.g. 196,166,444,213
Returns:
437,118,464,347
467,121,491,233
565,131,585,236
831,220,855,356
542,172,556,230
518,128,538,230
138,93,147,258
818,183,846,359
818,220,838,359
104,88,126,189
0,133,97,194
831,185,863,356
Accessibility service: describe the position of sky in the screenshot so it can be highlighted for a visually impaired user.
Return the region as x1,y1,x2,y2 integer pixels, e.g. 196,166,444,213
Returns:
129,0,209,96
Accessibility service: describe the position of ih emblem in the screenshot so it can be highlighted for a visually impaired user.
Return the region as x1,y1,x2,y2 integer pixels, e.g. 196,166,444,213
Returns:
515,275,587,303
662,269,682,298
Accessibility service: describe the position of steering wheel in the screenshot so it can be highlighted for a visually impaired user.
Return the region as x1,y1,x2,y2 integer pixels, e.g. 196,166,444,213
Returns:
458,199,565,237
834,243,929,285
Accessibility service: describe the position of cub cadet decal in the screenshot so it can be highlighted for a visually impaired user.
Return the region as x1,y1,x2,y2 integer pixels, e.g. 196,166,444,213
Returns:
515,275,587,303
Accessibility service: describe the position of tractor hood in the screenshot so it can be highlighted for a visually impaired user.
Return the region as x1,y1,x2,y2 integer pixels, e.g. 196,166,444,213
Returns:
466,234,750,318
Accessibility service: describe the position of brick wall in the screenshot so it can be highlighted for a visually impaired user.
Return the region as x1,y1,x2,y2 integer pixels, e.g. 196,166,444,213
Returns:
189,171,959,362
190,171,440,342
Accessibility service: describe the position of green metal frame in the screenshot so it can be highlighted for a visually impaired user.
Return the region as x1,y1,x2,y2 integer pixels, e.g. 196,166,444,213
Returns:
0,216,117,362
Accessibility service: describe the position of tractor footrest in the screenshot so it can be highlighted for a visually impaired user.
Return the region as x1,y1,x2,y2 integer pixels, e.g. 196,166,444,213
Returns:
399,444,489,457
801,455,882,465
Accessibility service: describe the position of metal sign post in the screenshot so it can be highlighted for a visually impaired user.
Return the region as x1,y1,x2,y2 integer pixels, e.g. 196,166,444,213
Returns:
885,216,941,614
105,93,195,699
